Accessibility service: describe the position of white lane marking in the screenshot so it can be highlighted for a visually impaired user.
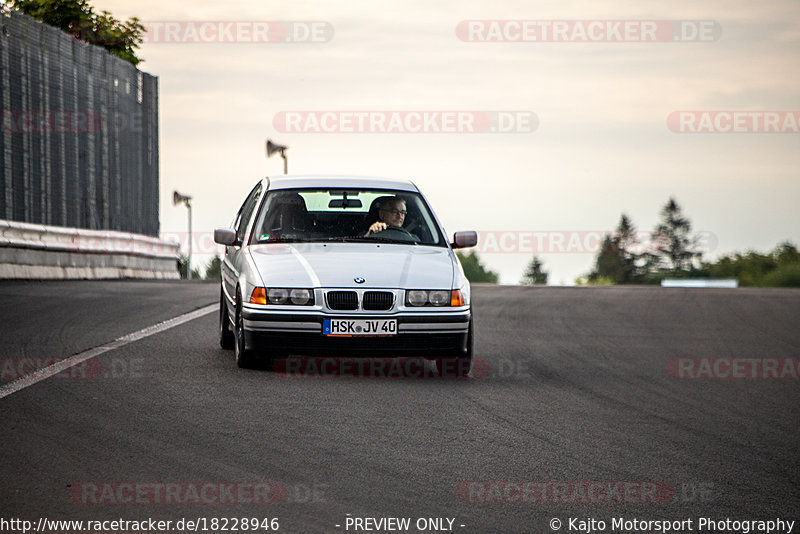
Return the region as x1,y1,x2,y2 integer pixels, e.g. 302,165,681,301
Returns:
0,304,216,400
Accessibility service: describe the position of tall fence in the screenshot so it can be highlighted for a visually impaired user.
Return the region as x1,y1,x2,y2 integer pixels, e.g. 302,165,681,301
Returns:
0,9,159,236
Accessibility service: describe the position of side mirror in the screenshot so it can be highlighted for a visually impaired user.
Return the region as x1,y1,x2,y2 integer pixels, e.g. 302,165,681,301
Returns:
214,228,238,246
452,231,478,249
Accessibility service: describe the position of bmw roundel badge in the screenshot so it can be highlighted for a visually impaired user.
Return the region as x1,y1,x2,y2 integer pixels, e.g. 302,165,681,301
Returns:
354,277,365,284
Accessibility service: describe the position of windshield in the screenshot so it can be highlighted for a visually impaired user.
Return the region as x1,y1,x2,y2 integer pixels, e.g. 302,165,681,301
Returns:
249,188,445,246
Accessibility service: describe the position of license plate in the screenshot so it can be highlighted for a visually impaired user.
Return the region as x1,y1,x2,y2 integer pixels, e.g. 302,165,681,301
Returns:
324,318,397,336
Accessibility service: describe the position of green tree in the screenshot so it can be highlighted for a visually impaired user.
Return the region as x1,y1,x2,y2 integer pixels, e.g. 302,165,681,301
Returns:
649,197,701,273
204,255,222,280
520,255,548,285
178,255,189,279
773,241,800,265
456,251,499,283
9,0,144,66
586,214,644,284
589,235,624,283
178,255,201,279
614,214,641,283
89,9,145,65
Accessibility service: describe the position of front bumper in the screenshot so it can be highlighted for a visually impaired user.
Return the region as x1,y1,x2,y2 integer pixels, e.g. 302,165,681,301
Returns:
241,308,470,357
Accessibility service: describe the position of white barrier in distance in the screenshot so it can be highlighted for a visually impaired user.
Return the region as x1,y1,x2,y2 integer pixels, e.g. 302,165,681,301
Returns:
661,279,738,288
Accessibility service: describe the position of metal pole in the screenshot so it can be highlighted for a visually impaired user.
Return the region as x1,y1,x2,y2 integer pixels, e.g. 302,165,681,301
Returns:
187,202,192,278
282,151,288,174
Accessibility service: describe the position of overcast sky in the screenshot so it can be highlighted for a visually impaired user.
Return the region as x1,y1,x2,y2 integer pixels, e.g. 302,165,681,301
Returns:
96,0,799,284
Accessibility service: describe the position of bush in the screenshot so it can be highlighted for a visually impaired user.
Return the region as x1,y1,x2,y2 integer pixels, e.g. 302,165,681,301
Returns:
9,0,144,66
575,275,615,286
761,263,800,288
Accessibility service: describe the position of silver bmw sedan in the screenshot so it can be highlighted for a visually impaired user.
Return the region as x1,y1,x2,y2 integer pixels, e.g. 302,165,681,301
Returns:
214,175,477,377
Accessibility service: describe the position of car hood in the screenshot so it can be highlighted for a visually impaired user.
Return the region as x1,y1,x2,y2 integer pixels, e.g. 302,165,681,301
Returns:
248,243,455,289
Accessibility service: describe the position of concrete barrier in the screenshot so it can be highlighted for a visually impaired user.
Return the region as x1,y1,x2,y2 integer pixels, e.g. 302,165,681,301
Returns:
0,220,180,279
661,279,738,288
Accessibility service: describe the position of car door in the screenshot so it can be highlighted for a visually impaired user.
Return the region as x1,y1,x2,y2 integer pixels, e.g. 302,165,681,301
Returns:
221,182,263,304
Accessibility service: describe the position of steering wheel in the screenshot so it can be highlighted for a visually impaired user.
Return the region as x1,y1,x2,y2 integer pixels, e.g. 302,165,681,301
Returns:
373,225,418,242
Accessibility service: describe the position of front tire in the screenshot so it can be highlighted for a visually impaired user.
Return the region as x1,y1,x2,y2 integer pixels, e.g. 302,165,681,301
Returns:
234,295,257,368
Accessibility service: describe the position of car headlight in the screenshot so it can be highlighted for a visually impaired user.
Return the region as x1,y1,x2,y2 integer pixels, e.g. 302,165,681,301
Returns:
428,290,450,305
251,287,315,306
267,288,289,304
289,288,313,305
405,289,465,307
406,290,429,307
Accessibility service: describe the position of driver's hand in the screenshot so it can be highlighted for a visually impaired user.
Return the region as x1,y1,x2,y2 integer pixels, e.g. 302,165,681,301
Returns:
366,221,388,235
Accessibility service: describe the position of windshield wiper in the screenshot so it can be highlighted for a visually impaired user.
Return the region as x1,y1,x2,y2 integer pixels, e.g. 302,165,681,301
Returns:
255,236,306,244
359,235,418,245
328,236,375,243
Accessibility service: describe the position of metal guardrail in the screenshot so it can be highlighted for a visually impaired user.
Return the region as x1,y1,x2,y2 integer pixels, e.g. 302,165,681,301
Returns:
0,219,179,279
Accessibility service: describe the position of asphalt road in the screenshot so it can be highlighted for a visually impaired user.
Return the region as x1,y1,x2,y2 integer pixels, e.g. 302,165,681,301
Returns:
1,281,798,533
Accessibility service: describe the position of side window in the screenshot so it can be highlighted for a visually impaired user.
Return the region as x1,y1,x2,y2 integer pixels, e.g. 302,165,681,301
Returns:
235,184,262,244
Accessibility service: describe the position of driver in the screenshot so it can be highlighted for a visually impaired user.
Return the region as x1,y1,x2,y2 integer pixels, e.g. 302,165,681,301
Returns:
365,197,408,236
